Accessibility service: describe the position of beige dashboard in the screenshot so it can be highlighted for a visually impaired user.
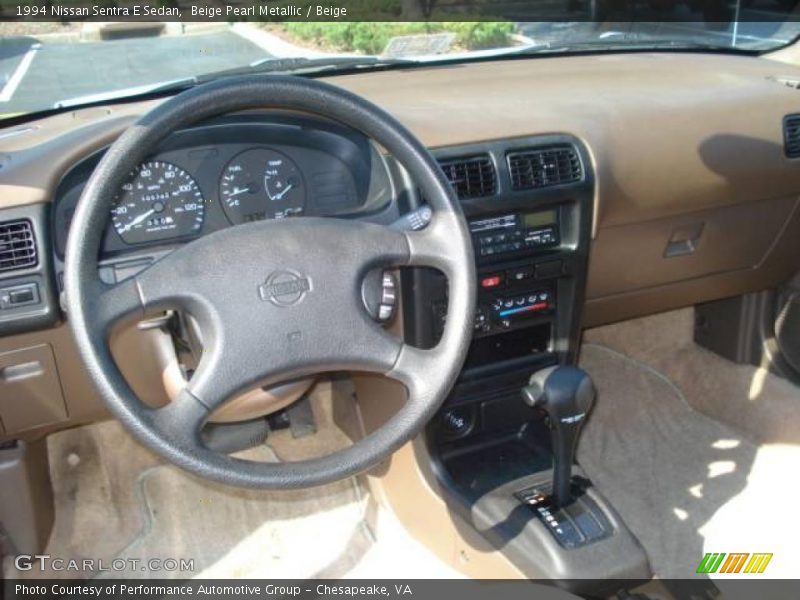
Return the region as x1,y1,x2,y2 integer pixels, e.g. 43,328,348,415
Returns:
1,50,800,439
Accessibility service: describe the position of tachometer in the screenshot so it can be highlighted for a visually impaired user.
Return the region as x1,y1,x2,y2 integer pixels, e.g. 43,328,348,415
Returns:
111,161,205,245
219,148,306,224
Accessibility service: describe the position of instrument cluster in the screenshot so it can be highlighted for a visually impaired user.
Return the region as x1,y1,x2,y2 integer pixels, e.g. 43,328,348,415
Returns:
53,118,380,257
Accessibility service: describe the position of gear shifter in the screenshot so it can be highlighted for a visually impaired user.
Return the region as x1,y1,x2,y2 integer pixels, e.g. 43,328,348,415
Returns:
521,365,595,507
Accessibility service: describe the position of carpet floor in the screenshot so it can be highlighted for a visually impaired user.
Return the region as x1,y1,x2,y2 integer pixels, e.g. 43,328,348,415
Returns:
3,381,459,580
578,327,800,580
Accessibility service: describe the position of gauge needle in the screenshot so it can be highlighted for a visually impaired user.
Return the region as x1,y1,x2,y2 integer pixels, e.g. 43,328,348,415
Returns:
273,184,293,200
227,187,251,198
120,209,155,233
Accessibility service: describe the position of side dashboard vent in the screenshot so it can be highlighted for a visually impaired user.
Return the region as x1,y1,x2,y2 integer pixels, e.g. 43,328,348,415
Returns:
784,114,800,158
0,219,37,272
507,145,583,190
437,155,497,199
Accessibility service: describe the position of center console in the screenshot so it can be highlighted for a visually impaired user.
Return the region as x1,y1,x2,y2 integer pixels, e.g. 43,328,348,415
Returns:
404,135,594,440
403,135,651,591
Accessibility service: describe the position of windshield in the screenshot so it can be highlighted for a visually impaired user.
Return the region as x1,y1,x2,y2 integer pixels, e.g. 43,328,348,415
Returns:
1,18,799,120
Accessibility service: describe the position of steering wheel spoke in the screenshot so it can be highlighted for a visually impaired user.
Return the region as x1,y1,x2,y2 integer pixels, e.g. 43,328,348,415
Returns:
145,387,210,450
88,276,145,335
404,212,464,278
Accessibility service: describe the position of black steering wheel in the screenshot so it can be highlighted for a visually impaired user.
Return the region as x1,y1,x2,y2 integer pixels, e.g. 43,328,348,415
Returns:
64,76,476,489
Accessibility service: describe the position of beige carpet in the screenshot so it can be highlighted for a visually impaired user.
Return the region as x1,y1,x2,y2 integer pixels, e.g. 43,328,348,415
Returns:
5,424,369,580
578,316,800,580
583,308,800,445
3,380,459,580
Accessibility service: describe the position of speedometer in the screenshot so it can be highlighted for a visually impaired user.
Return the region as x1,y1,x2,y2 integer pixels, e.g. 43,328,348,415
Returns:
111,161,205,245
219,148,306,225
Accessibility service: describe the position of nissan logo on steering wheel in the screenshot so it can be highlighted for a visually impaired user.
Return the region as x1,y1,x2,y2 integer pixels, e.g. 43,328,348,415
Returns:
258,270,311,307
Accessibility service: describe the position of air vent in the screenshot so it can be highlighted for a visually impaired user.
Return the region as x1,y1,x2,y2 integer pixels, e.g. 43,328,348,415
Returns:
507,145,583,190
0,219,37,272
784,114,800,158
437,155,497,199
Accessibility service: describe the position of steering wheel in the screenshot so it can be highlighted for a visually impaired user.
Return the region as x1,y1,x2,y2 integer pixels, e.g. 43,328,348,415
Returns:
64,76,476,489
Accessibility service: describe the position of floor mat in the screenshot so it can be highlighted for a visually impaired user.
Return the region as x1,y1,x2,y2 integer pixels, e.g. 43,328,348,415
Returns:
117,449,369,579
4,379,460,580
578,343,800,580
4,419,369,580
584,308,800,445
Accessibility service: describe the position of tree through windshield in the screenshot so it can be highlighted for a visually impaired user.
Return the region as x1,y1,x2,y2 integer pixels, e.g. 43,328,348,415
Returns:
1,16,799,120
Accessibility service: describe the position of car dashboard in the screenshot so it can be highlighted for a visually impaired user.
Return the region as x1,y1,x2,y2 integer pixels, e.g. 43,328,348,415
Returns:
1,51,800,447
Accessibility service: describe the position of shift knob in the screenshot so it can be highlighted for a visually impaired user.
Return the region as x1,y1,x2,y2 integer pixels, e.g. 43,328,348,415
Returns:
522,365,595,507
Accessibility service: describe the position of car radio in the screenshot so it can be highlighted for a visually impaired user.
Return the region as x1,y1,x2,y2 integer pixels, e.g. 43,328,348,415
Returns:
470,208,559,262
408,143,590,369
430,207,564,342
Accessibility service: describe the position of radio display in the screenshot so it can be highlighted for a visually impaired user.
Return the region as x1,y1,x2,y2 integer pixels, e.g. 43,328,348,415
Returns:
523,209,557,228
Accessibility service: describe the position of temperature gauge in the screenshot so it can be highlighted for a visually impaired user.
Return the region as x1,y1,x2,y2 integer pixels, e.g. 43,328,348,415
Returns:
219,148,306,224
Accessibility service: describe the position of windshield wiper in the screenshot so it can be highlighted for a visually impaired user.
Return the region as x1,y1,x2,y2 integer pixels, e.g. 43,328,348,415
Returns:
505,37,753,56
195,54,418,82
53,76,198,109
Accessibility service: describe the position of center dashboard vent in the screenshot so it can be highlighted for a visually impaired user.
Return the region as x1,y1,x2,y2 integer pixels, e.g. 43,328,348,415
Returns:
0,219,37,273
437,155,497,200
507,145,583,190
784,114,800,158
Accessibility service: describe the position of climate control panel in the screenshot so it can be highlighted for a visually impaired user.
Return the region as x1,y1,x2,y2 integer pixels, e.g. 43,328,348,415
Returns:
489,289,553,328
435,284,555,339
471,287,554,335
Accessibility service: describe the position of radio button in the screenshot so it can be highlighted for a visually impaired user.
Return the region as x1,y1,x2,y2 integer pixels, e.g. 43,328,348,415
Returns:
507,265,535,282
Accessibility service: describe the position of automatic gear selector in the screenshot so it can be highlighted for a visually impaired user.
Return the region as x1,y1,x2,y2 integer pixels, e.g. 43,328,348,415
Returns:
514,366,612,550
521,365,595,507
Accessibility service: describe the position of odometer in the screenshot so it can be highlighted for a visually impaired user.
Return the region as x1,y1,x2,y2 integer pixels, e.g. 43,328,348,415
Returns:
111,161,205,245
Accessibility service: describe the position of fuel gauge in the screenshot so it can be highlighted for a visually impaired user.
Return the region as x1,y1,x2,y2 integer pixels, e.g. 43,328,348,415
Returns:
219,148,306,224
